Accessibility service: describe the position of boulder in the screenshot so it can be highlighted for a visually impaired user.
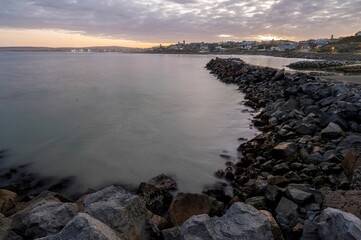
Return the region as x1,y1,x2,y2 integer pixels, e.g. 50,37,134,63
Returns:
286,187,313,204
245,196,266,210
321,122,345,139
273,163,290,175
0,189,17,214
324,190,361,219
83,185,151,240
168,193,224,226
260,210,283,240
302,207,361,240
273,142,298,161
38,213,119,240
275,197,298,223
136,182,172,216
0,214,12,240
10,200,78,238
163,202,273,240
150,174,177,191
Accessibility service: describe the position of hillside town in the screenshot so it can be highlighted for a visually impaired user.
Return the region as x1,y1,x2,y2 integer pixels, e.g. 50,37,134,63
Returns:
148,31,361,54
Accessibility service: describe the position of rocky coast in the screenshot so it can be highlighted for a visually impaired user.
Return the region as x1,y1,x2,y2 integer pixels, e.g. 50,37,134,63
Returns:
2,58,361,239
287,60,361,74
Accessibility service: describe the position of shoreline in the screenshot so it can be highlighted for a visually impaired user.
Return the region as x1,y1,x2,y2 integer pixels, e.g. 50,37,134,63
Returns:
2,58,361,239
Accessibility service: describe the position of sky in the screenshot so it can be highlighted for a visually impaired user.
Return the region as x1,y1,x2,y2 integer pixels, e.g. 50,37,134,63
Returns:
0,0,360,48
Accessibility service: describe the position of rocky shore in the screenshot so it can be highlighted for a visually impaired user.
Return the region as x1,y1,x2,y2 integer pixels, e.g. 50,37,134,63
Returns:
2,57,361,239
287,60,361,74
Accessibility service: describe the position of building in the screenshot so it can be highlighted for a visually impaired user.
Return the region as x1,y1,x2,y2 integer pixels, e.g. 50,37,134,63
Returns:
356,31,361,36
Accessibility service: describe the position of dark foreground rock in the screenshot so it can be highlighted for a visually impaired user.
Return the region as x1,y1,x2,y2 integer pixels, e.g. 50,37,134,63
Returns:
163,202,273,240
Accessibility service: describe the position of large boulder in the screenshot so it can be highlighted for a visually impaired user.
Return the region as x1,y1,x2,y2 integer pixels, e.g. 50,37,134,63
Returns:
83,185,151,240
168,193,224,226
323,190,361,219
0,189,17,214
10,200,78,238
163,202,273,240
38,213,120,240
301,207,361,240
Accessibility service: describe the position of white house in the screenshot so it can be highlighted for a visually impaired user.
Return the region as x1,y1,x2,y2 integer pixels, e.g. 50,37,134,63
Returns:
356,31,361,36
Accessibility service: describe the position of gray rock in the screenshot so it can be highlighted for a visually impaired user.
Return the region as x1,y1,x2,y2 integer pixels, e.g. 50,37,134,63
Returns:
273,163,290,175
10,200,78,238
306,152,324,164
302,83,321,96
302,207,361,240
163,202,273,240
84,185,151,240
0,189,17,214
295,123,318,135
275,197,298,222
0,214,12,240
38,213,120,240
245,196,266,209
286,187,313,204
265,185,282,203
321,122,345,139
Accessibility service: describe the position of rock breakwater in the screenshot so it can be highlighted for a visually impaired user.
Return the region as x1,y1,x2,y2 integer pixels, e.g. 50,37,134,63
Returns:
205,57,361,239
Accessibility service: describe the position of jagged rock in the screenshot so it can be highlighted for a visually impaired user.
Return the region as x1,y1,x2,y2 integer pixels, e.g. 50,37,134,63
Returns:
0,189,17,214
38,213,119,240
324,190,361,219
245,196,266,209
150,174,177,191
301,207,361,240
84,185,151,240
275,197,299,223
286,187,313,204
168,193,224,226
265,185,282,203
10,200,78,238
273,163,290,175
0,214,12,240
260,210,284,240
321,122,345,139
137,182,172,216
163,202,273,240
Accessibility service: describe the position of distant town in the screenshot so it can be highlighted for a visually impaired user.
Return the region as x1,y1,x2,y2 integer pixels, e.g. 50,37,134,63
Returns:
1,31,360,54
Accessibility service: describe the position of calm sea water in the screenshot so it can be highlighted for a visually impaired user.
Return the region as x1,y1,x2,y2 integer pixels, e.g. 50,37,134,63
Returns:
0,53,307,193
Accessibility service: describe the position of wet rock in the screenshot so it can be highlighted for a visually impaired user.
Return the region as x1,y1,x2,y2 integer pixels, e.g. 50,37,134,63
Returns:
321,122,345,139
168,193,224,226
137,182,172,216
84,185,151,240
10,200,78,238
302,207,361,240
150,174,177,191
324,190,361,219
265,185,282,204
0,189,17,214
38,213,119,240
163,202,273,240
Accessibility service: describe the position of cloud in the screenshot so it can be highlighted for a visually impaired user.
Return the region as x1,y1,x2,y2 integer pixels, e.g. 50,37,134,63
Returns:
0,0,360,43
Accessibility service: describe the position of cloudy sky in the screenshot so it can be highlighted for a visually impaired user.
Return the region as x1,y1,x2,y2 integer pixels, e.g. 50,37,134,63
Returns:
0,0,360,47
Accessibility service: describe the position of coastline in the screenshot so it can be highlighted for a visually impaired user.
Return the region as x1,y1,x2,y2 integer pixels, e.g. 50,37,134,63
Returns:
2,58,361,239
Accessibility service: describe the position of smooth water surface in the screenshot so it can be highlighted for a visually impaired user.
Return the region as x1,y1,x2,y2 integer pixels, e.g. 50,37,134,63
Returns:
0,53,306,193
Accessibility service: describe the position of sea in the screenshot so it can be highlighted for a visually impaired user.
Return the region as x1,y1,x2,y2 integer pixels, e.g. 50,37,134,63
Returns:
0,52,309,193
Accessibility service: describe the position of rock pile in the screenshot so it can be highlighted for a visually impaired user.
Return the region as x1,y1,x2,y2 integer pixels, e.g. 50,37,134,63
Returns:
287,60,347,70
205,57,361,239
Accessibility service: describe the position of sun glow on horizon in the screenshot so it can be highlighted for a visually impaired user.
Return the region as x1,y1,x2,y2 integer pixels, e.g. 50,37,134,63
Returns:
0,28,169,48
257,35,282,41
